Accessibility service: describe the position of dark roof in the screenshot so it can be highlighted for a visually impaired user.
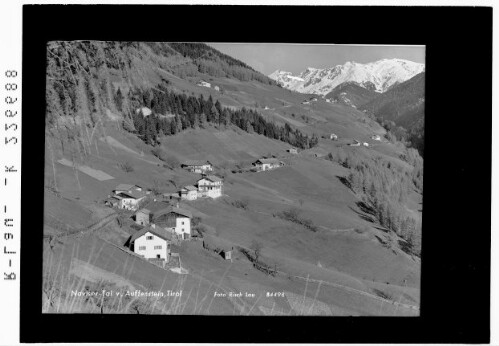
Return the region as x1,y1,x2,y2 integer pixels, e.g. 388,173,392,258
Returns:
167,207,192,218
182,185,197,191
199,175,223,183
117,190,147,199
114,183,139,191
148,205,192,220
255,158,281,165
130,227,173,243
182,160,211,167
143,201,171,214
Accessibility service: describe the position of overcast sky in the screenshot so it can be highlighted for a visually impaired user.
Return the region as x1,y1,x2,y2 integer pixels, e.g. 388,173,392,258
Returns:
207,43,425,76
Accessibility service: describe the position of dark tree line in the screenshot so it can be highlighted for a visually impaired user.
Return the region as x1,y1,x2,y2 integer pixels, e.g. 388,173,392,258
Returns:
125,83,319,150
327,148,422,255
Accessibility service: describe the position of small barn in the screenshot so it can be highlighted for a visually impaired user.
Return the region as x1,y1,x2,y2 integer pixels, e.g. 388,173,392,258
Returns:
135,208,151,226
180,185,198,200
330,133,338,140
152,206,193,240
134,201,171,226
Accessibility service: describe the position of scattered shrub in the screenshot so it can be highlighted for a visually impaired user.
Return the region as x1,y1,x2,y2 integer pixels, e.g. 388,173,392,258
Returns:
118,162,134,173
232,198,249,210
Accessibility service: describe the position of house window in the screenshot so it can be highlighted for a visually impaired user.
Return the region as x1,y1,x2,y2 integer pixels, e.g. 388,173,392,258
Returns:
138,246,146,250
181,221,184,225
146,236,153,240
154,245,162,250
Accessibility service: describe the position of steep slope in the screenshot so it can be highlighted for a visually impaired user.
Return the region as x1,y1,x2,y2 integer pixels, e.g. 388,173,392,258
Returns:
325,82,379,108
269,59,424,96
360,72,425,129
44,41,423,315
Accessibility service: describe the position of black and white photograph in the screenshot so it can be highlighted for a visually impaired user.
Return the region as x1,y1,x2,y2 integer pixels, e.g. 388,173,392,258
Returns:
9,4,490,344
42,41,425,316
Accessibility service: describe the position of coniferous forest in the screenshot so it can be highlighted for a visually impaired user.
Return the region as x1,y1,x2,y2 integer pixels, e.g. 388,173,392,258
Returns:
125,81,319,149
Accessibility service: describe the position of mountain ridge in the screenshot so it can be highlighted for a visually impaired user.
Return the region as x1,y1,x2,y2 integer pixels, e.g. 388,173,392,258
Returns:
269,58,424,96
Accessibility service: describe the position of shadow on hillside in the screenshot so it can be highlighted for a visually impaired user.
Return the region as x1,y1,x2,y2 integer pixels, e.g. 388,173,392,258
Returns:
398,239,414,256
356,201,376,216
336,175,354,193
374,235,390,249
349,201,377,224
374,226,390,234
349,206,375,223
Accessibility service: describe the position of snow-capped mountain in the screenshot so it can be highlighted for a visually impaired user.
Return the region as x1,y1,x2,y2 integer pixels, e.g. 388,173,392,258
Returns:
269,59,425,96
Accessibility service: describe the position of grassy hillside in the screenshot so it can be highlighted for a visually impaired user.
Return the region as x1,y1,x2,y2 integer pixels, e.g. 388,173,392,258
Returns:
43,41,423,315
325,82,379,108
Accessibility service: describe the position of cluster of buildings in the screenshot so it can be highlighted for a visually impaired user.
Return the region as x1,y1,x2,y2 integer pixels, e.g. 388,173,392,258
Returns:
196,80,220,92
106,153,286,264
179,175,223,200
129,202,193,262
178,160,223,200
350,140,370,147
252,158,284,172
301,97,318,105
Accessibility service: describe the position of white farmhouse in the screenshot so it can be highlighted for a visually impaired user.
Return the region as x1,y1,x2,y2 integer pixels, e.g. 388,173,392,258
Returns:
129,226,173,261
112,184,147,211
363,142,369,147
252,158,284,171
181,160,213,174
197,80,211,88
330,133,338,140
197,175,223,198
371,134,381,141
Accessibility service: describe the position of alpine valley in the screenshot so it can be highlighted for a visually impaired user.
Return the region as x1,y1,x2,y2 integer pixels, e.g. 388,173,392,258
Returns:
269,59,425,155
43,42,423,316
